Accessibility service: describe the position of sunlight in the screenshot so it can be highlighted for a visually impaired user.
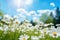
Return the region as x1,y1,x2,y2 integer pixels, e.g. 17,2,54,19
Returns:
12,0,33,8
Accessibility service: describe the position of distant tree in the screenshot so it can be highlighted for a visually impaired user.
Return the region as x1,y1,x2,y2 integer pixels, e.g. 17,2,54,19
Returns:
30,20,37,26
50,12,54,17
53,7,60,28
45,12,54,23
55,7,60,24
0,10,4,16
0,10,4,20
39,12,54,24
0,10,4,26
45,16,53,23
56,7,60,17
40,13,48,22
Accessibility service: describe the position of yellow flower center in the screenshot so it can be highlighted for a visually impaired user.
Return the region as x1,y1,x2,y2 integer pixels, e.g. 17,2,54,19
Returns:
22,38,26,40
53,32,57,36
16,21,19,24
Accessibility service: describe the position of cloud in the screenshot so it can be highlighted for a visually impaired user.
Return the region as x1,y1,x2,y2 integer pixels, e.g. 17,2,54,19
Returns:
37,9,56,17
28,11,37,16
17,8,27,14
25,0,33,5
50,2,55,7
17,8,55,17
17,8,37,16
17,8,30,16
16,8,56,21
37,9,52,16
11,0,33,8
33,17,40,23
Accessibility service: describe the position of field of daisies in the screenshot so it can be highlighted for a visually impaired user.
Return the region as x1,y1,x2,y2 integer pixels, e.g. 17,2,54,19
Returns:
0,14,60,40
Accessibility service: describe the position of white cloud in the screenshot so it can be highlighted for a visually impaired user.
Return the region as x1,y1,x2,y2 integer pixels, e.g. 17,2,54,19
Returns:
33,17,40,23
50,2,55,7
37,9,51,16
17,8,38,16
17,8,27,14
28,11,37,16
17,8,31,16
37,9,56,17
37,9,51,13
16,8,56,21
25,0,33,5
12,0,33,8
13,15,19,19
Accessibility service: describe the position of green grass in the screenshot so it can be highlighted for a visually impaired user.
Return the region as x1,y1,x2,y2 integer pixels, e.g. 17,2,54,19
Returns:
0,29,60,40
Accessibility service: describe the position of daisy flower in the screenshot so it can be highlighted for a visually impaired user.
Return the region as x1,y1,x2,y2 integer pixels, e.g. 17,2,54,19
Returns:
19,34,29,40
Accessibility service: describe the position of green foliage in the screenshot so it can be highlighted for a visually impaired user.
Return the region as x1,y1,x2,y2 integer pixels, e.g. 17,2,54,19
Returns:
0,10,4,17
45,16,53,23
40,13,53,23
40,13,48,22
0,29,60,40
0,30,20,40
40,34,60,40
30,21,37,26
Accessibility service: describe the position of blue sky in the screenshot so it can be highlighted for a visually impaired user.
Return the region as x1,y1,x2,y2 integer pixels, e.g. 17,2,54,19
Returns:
0,0,60,21
0,0,60,14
